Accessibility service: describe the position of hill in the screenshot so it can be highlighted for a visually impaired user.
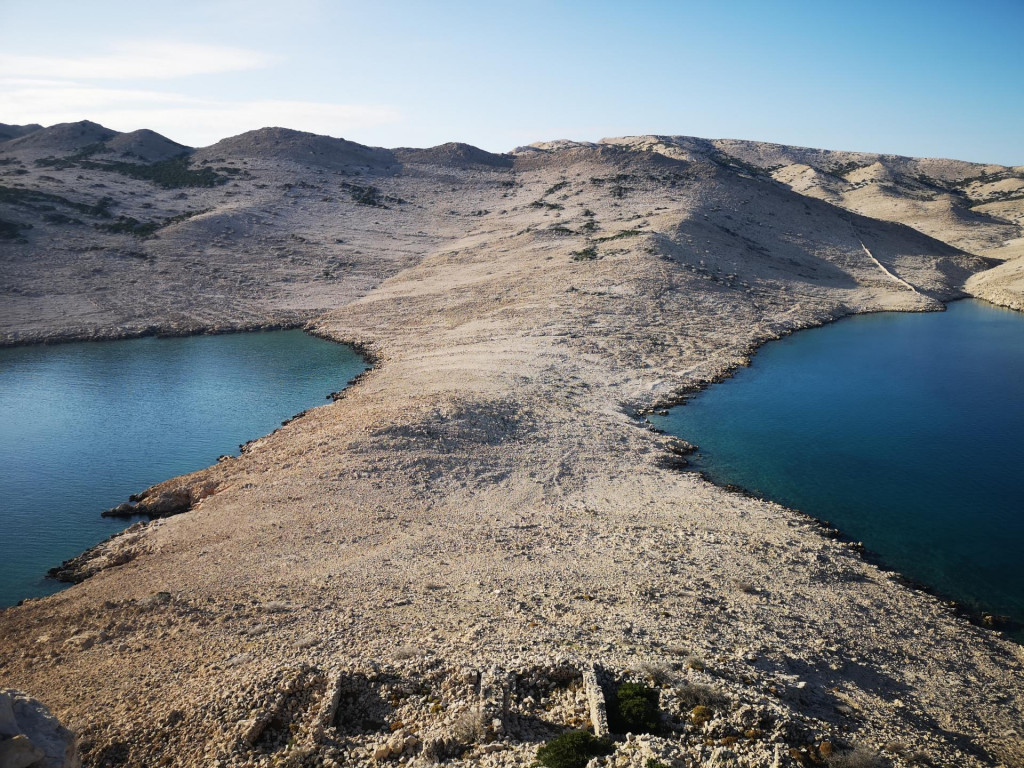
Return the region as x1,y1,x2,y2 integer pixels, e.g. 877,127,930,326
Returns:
0,122,1022,768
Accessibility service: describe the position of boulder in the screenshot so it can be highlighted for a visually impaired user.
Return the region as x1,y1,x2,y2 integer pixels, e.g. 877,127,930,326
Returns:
0,690,79,768
0,734,45,768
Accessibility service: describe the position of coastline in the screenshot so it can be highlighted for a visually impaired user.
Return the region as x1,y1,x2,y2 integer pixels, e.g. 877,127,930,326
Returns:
0,313,317,350
2,135,1023,766
27,294,1018,633
642,295,1024,639
4,287,1023,765
0,328,371,603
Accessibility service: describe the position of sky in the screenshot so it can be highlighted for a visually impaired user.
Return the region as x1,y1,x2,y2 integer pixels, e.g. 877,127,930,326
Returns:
0,0,1021,163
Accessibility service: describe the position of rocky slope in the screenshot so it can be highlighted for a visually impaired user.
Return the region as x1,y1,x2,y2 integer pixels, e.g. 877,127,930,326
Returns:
1,123,1023,768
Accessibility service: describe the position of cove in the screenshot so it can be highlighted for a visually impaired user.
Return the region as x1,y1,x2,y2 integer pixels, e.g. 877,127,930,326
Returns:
0,330,367,608
649,299,1024,635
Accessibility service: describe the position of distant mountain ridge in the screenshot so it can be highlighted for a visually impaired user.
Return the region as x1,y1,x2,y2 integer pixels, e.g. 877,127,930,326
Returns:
1,119,1022,343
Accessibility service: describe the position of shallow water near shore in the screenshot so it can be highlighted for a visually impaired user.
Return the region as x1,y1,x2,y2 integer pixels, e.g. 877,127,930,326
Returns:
650,299,1024,635
0,330,366,608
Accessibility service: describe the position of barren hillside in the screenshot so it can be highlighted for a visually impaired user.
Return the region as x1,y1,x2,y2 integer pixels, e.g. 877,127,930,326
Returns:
1,123,1022,768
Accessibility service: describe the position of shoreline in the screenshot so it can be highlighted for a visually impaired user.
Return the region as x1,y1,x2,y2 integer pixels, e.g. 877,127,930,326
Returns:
14,293,1020,634
687,469,1019,638
0,328,373,604
0,315,317,350
11,294,1017,628
641,295,1023,640
2,134,1023,766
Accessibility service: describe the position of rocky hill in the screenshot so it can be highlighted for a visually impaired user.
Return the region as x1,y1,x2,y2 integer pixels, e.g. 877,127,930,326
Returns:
1,122,1023,768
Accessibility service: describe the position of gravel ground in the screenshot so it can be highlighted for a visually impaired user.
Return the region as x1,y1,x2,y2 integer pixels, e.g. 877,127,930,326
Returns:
1,125,1023,767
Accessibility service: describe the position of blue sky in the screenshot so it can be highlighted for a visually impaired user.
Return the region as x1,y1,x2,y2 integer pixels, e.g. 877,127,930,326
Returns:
0,0,1021,163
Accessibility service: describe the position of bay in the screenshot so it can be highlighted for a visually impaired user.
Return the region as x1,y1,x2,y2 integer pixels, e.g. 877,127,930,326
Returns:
649,299,1024,634
0,330,366,607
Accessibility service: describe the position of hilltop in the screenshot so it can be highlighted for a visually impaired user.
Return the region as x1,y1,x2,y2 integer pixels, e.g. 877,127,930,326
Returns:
1,122,1023,768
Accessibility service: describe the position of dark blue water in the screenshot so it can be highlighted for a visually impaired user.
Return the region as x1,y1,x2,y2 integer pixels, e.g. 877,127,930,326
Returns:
0,331,366,608
649,299,1024,631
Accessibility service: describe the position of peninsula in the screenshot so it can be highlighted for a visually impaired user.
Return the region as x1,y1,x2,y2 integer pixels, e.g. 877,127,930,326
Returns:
1,122,1022,768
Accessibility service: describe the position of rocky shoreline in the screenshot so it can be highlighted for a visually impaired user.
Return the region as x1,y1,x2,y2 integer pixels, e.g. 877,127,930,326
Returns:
2,126,1024,767
0,314,316,350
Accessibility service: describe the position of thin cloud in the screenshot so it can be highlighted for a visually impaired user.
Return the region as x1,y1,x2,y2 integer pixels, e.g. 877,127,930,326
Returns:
0,41,275,80
0,81,401,147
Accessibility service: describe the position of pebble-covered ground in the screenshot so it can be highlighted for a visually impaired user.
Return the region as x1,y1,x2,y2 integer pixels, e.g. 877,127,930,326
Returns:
1,124,1023,767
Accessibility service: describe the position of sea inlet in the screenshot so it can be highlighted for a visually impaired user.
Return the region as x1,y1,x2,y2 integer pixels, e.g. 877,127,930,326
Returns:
0,330,366,608
649,299,1024,637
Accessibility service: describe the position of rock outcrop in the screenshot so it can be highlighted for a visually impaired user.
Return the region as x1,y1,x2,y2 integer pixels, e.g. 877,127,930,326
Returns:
1,124,1022,767
0,690,78,768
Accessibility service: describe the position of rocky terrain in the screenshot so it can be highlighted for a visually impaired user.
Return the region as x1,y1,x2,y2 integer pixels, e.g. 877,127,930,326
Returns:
1,122,1023,768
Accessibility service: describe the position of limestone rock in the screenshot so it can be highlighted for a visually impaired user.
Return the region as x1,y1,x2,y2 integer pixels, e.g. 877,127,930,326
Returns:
0,735,45,768
0,690,79,768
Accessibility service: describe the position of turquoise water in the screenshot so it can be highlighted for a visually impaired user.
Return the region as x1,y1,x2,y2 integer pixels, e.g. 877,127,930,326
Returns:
0,330,366,608
649,300,1024,631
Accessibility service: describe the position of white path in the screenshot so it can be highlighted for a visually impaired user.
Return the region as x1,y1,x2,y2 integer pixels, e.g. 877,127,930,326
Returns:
861,240,919,292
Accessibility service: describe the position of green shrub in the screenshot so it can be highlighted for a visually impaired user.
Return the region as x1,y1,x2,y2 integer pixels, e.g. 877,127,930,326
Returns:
0,217,29,239
340,182,404,207
95,216,159,237
610,682,660,734
0,185,112,218
594,229,641,243
571,246,598,261
94,156,224,188
825,745,887,768
529,200,564,210
536,731,612,768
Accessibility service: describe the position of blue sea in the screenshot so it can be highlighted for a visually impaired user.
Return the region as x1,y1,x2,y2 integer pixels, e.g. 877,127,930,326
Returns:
649,299,1024,633
0,330,366,607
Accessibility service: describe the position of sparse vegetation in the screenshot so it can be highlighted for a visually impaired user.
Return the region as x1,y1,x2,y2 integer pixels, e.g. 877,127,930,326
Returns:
0,184,112,217
595,229,642,243
536,730,613,768
636,662,674,686
530,200,564,210
711,152,772,178
38,155,226,188
825,744,888,768
690,705,713,726
0,217,29,239
450,709,482,745
683,655,705,672
675,682,728,710
342,182,405,207
733,578,759,594
161,209,210,227
94,208,210,237
547,225,576,236
348,183,384,206
95,217,155,237
828,161,871,177
544,180,569,196
571,246,598,261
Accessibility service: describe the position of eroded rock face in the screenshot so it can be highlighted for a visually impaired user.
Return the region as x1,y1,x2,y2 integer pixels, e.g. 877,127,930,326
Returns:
0,690,79,768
